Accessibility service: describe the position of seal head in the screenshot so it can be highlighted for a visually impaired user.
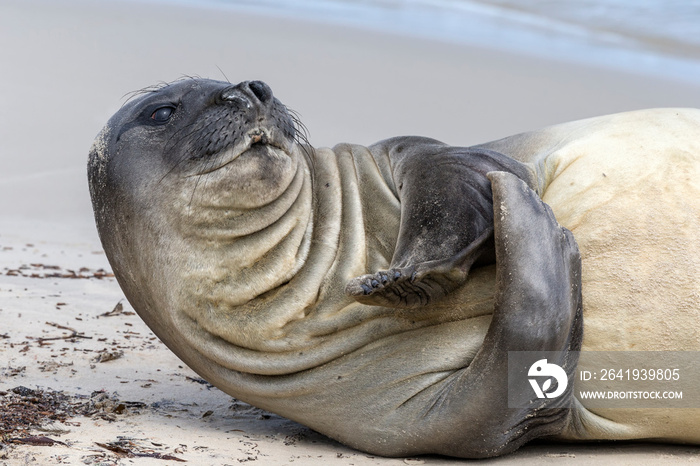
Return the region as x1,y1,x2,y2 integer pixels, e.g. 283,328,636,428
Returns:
90,79,299,209
89,79,313,341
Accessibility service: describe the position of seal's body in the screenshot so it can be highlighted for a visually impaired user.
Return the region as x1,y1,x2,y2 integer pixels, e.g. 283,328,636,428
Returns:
481,109,700,442
89,78,700,458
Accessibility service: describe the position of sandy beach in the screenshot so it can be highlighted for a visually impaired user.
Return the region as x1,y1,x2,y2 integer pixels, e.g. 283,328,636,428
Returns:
1,0,700,464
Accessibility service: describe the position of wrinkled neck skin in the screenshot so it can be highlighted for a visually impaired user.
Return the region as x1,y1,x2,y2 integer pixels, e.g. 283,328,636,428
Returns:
144,143,495,377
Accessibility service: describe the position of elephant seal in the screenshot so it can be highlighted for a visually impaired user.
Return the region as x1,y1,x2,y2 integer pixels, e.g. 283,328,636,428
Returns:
88,78,700,458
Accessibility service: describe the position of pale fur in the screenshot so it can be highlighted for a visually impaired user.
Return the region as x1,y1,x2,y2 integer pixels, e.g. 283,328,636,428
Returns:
489,108,700,442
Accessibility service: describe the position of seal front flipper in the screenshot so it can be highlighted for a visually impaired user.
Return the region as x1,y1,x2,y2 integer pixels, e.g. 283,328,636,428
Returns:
345,227,493,307
383,171,582,458
346,139,534,308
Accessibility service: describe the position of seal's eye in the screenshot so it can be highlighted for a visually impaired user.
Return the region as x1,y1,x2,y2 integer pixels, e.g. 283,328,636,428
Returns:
151,106,174,123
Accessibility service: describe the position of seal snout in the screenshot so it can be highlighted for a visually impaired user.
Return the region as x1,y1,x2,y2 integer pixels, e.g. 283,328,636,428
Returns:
220,80,274,108
216,80,295,157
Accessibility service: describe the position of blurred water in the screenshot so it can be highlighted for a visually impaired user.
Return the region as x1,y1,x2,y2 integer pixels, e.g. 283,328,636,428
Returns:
124,0,700,83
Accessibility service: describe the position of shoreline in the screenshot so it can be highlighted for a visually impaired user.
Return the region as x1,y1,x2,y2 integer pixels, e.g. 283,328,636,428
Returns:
118,0,700,86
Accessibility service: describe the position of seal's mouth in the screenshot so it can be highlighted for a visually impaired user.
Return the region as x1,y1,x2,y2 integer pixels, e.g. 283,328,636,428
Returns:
190,127,292,177
248,128,267,145
244,127,293,158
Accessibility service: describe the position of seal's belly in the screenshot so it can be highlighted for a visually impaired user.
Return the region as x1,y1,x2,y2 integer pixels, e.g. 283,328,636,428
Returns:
542,111,700,351
541,109,700,352
539,109,700,442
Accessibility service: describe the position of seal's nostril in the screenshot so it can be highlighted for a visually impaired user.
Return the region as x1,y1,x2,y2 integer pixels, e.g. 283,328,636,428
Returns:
220,87,252,109
248,81,273,103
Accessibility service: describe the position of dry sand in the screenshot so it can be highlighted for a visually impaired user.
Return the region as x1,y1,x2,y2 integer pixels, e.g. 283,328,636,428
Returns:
1,0,700,464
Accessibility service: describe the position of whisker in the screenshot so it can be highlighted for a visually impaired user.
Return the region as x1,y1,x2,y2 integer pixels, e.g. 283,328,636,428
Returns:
189,151,223,209
188,170,203,211
157,120,206,184
187,151,218,209
158,108,234,185
285,106,315,173
121,76,203,106
216,66,231,83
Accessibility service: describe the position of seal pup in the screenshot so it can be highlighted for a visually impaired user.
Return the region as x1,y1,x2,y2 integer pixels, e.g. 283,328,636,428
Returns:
89,78,700,458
